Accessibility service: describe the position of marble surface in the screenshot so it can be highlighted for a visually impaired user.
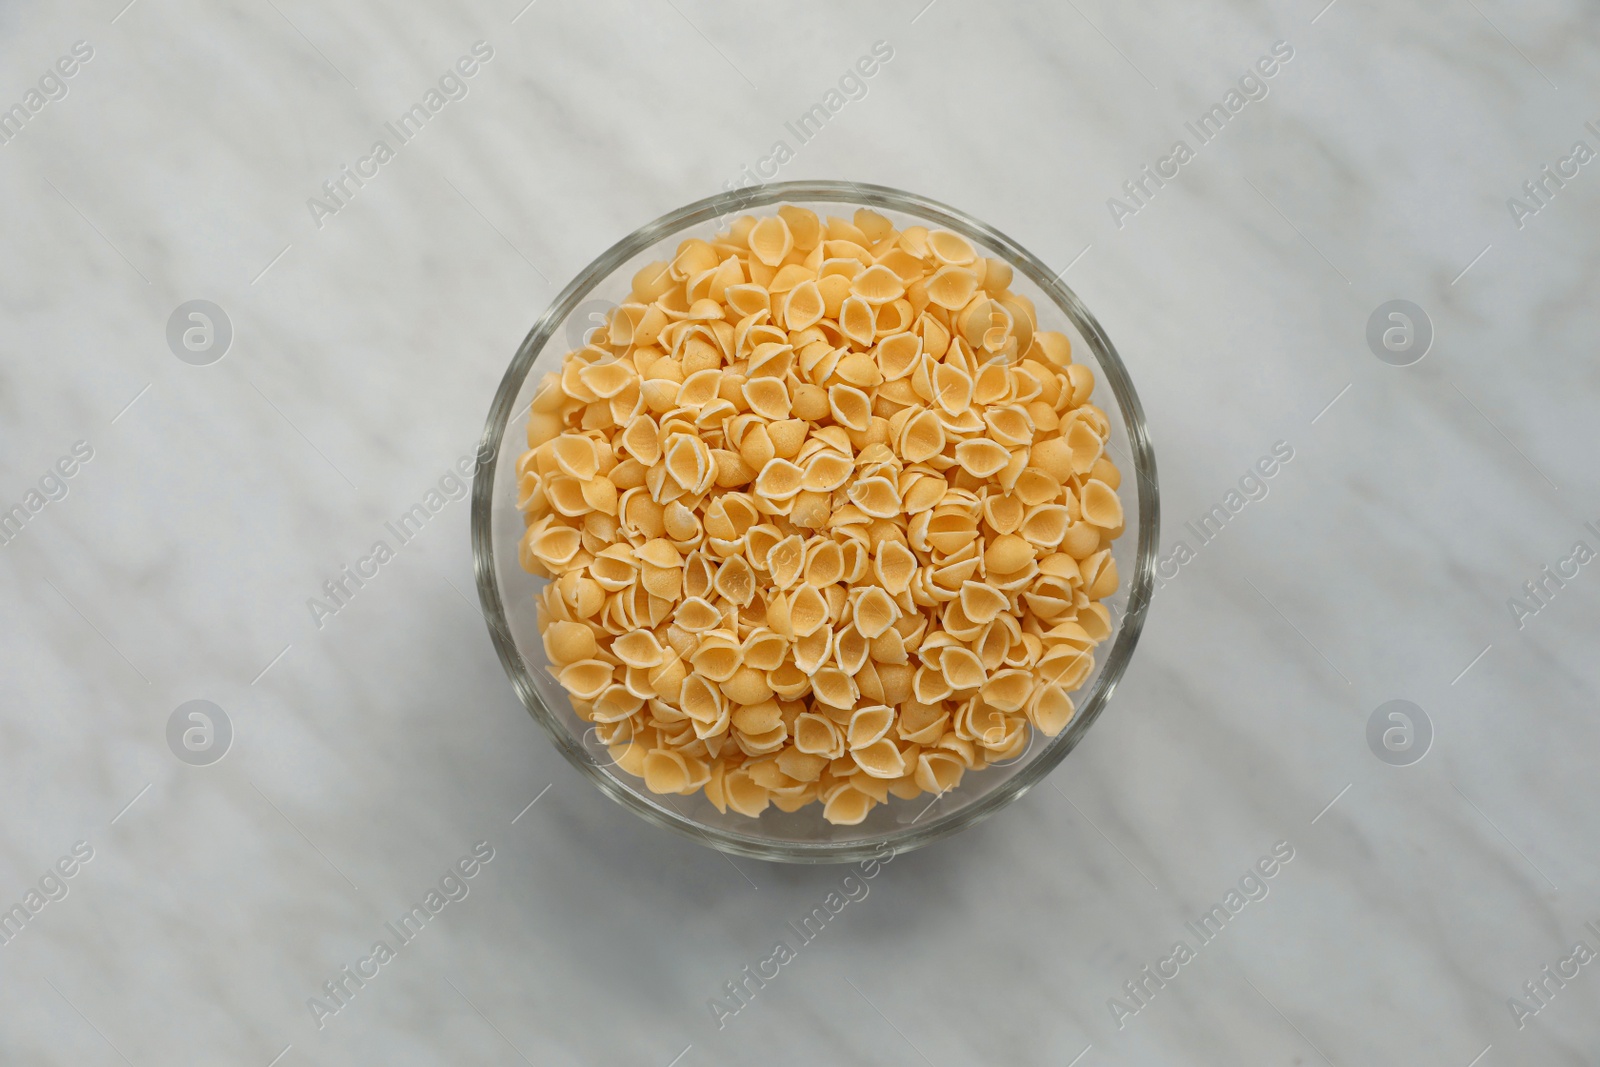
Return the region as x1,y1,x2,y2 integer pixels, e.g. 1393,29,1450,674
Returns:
2,0,1598,1063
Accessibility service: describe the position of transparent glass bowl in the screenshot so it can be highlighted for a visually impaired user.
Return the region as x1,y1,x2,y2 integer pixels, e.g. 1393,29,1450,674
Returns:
471,181,1158,863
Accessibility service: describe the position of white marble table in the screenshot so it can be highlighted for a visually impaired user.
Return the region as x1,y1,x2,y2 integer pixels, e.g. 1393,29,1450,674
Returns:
2,0,1597,1063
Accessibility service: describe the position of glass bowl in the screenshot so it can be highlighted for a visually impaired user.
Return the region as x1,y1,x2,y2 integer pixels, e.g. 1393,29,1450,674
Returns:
471,180,1157,864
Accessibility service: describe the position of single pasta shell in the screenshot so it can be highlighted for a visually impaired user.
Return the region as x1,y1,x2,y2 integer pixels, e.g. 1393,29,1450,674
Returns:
612,629,666,669
783,280,825,331
927,229,976,266
553,435,599,480
674,596,721,632
793,626,834,673
933,362,974,414
955,439,1010,478
557,659,613,702
732,699,782,735
852,739,907,780
787,584,829,637
748,214,794,267
876,331,922,381
822,786,874,825
848,476,902,519
542,620,596,665
1081,478,1124,528
982,669,1035,713
828,384,872,432
834,626,870,674
811,667,860,708
753,458,805,501
641,749,691,794
1028,684,1076,737
915,750,965,795
803,451,854,492
802,539,845,587
926,265,979,310
848,705,895,749
839,296,877,349
985,533,1034,574
853,587,900,639
743,377,792,420
958,582,1008,626
873,540,918,595
851,264,905,305
939,645,987,690
794,712,844,758
723,768,770,817
900,408,945,463
1066,417,1103,474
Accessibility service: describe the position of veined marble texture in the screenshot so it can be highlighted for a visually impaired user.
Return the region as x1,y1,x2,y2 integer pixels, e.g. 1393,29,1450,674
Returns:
1,0,1597,1063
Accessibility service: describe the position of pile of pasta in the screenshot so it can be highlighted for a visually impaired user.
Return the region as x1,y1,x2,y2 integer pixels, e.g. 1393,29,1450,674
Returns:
516,206,1123,825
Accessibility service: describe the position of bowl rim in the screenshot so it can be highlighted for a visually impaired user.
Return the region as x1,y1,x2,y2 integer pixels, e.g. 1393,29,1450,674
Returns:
471,179,1159,864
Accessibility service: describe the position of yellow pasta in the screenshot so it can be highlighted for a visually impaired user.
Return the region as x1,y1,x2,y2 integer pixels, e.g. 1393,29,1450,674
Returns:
518,208,1125,824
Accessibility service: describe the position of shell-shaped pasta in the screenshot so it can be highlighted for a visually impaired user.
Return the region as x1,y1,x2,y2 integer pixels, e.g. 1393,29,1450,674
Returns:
674,596,721,633
958,582,1008,626
933,362,974,415
642,749,692,794
925,265,979,310
782,280,825,331
981,669,1034,713
803,450,854,492
743,377,792,420
848,476,902,519
591,684,644,723
787,584,829,637
753,457,805,502
826,384,871,433
722,665,774,706
691,633,743,682
542,620,596,665
722,768,770,817
834,625,870,674
579,359,635,399
822,786,874,825
766,534,804,589
984,534,1034,575
852,586,899,640
1080,478,1123,529
912,663,954,703
802,539,845,587
1028,684,1076,737
675,675,726,726
915,750,965,795
811,667,859,708
1019,504,1070,548
1066,417,1103,474
748,214,793,267
794,711,845,758
872,540,918,596
848,705,895,750
714,555,756,606
838,296,876,348
748,341,794,379
732,700,782,736
793,626,834,673
875,332,922,382
954,439,1010,478
851,264,904,305
985,405,1035,447
898,408,944,463
937,645,986,691
742,628,788,671
557,659,613,701
927,229,976,266
852,739,907,780
613,629,666,669
553,434,599,480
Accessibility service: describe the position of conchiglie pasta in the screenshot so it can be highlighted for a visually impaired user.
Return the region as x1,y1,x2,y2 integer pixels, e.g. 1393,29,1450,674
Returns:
520,205,1126,824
